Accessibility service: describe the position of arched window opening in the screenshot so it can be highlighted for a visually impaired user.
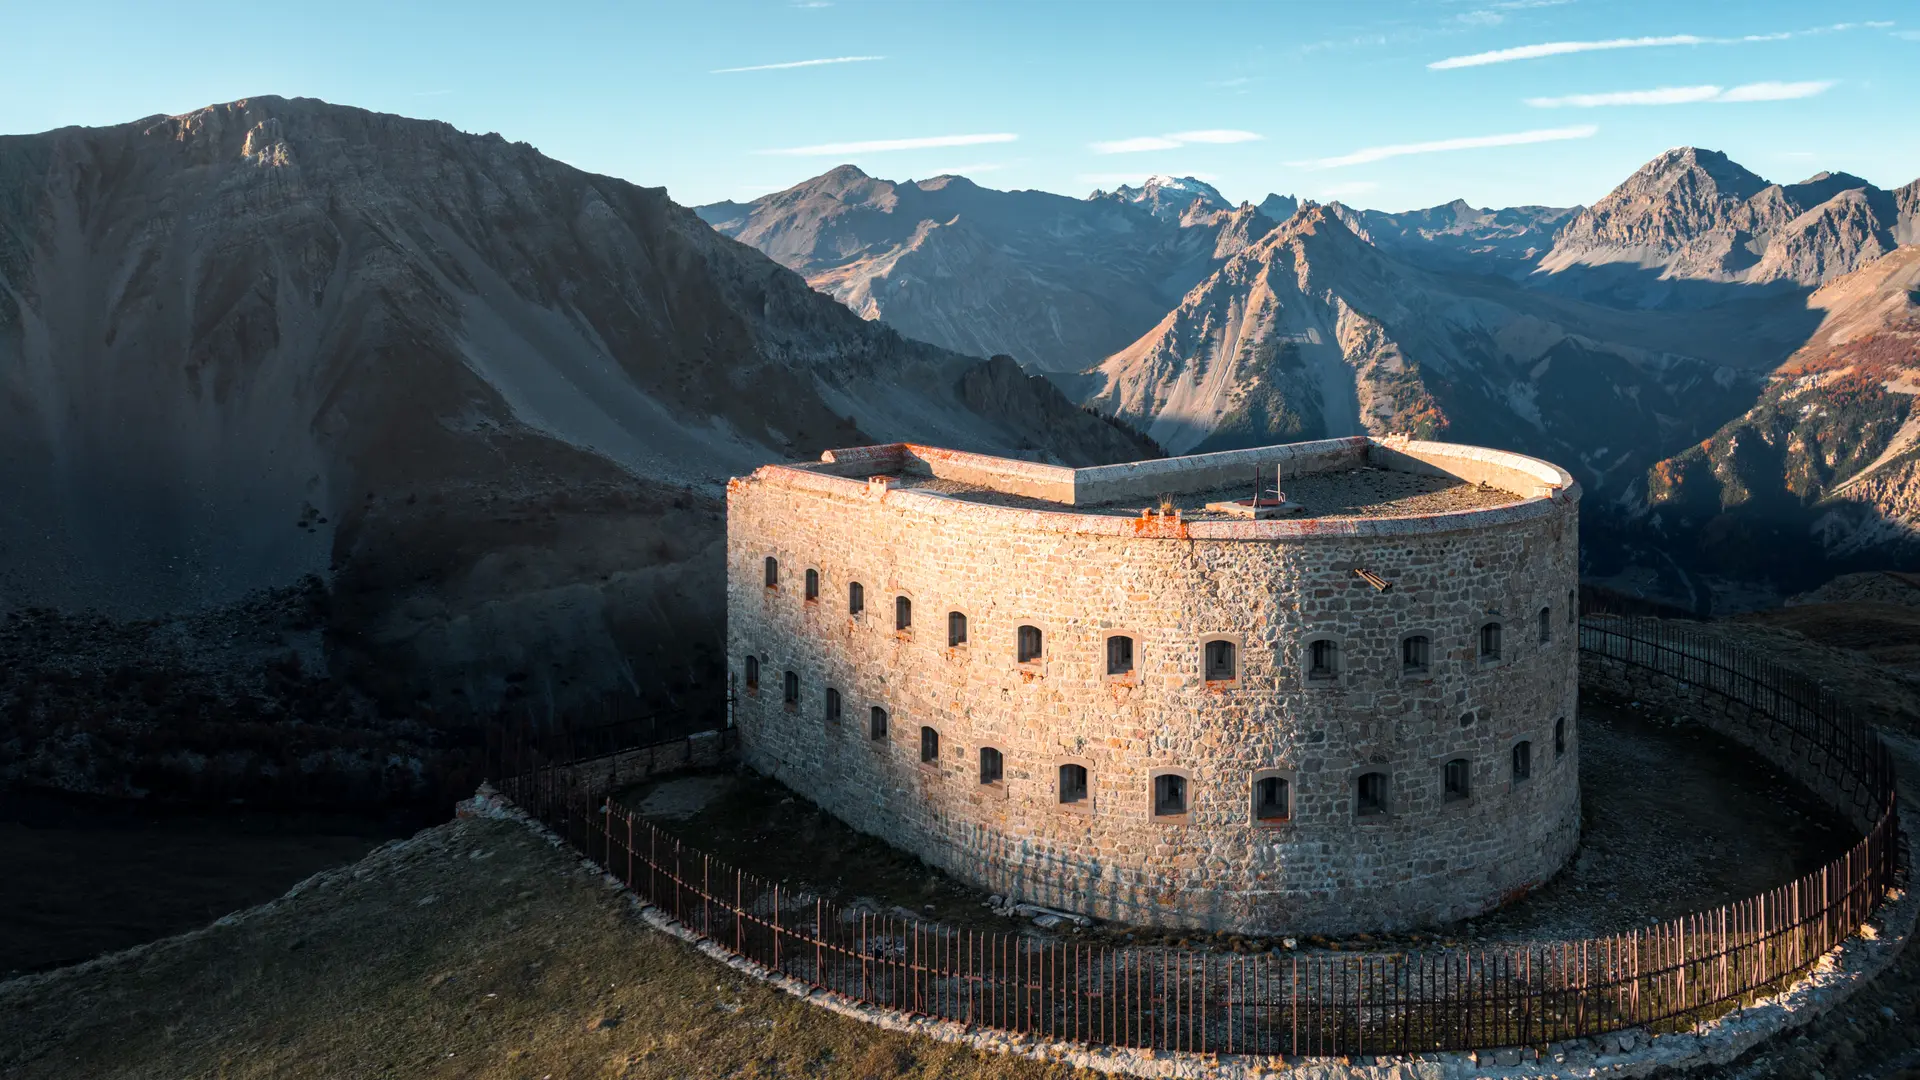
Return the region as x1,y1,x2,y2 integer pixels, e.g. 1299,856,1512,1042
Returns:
920,726,939,764
744,655,760,690
1153,774,1188,817
1443,758,1471,802
1308,638,1339,681
782,670,799,705
979,746,1003,785
1204,639,1237,681
869,706,888,740
1555,717,1567,758
1254,776,1290,821
948,611,968,647
1356,772,1388,817
763,556,778,588
1106,635,1135,676
1538,606,1551,644
1402,635,1431,674
1512,740,1533,782
804,568,820,601
1017,624,1043,664
824,687,841,723
1479,622,1502,662
895,596,912,632
1058,763,1089,805
848,581,865,615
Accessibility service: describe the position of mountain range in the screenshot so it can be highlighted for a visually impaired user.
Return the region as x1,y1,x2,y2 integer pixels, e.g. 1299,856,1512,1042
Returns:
706,153,1920,606
0,96,1149,717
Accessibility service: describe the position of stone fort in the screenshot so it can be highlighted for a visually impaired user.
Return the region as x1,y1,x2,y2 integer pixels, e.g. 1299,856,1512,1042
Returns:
726,435,1581,934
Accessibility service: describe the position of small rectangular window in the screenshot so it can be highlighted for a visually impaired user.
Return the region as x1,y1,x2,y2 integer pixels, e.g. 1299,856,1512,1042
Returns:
744,655,759,690
1479,622,1502,661
1568,589,1577,624
920,726,940,764
849,582,864,615
805,568,820,601
1308,639,1338,680
1153,774,1188,817
1538,606,1551,644
1106,635,1135,676
1401,635,1430,674
1443,758,1471,802
764,556,778,588
1058,763,1088,804
1554,717,1567,758
979,746,1003,785
1512,741,1533,782
948,611,968,647
824,687,841,723
869,706,888,740
895,596,912,631
1017,624,1043,663
1356,772,1388,817
782,670,799,705
1204,640,1236,681
1254,776,1290,821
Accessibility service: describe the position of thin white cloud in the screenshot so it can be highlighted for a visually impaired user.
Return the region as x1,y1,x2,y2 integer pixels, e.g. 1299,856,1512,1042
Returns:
1715,79,1836,101
1167,129,1263,144
1431,34,1702,69
1488,0,1578,8
1432,21,1887,68
1092,135,1184,154
712,55,883,74
1526,80,1834,107
1091,129,1262,154
1526,85,1724,107
1458,11,1505,26
756,133,1017,156
1895,30,1920,40
1291,125,1598,169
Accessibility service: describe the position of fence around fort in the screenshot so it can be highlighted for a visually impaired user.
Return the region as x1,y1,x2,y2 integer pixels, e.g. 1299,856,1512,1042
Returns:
486,615,1903,1056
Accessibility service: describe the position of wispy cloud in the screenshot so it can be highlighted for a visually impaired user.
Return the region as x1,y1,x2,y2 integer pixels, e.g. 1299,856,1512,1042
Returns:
1715,80,1837,102
1091,129,1262,154
1526,85,1722,107
1488,0,1578,9
712,55,883,73
1432,21,1890,68
791,0,832,7
756,133,1017,156
1526,80,1834,106
1291,125,1597,169
1457,10,1505,26
1431,34,1702,68
1895,30,1920,40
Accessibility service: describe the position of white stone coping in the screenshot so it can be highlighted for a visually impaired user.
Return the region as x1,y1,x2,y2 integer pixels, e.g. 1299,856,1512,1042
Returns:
471,783,1914,1080
744,437,1580,541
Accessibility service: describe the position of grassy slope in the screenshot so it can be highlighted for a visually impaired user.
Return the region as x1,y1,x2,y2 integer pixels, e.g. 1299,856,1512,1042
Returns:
0,816,1084,1080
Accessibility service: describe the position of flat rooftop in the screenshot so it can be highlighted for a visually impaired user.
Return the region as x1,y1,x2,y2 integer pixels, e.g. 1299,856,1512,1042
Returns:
903,468,1514,520
788,436,1573,524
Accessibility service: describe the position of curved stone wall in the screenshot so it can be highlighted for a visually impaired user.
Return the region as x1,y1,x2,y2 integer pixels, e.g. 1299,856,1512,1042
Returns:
726,437,1582,934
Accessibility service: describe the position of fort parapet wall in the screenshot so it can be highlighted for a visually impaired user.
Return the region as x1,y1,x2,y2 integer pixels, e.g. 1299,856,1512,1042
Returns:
726,436,1582,934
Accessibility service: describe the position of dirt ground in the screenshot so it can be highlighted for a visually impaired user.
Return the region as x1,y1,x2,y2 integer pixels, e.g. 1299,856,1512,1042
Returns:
613,695,1857,950
0,790,423,976
0,815,1086,1080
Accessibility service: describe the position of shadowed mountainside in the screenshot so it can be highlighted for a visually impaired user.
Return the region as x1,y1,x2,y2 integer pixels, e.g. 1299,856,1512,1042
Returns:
0,97,1154,734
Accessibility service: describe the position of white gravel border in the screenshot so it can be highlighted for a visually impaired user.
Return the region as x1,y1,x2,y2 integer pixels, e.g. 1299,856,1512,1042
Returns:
467,786,1914,1080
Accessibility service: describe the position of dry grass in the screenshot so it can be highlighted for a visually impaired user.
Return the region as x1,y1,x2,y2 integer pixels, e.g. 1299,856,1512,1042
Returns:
0,816,1087,1080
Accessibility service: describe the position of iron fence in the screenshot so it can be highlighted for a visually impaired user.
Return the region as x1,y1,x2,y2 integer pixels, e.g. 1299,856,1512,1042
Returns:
489,616,1903,1056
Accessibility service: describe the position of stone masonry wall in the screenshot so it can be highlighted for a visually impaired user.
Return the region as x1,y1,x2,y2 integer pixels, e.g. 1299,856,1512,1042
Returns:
725,444,1582,934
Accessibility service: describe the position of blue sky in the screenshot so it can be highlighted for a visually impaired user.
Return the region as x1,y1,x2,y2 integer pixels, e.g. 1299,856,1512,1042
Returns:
3,0,1915,212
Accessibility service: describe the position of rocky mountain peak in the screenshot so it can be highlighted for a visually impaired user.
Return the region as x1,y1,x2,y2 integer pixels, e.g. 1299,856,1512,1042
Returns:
1090,174,1231,221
